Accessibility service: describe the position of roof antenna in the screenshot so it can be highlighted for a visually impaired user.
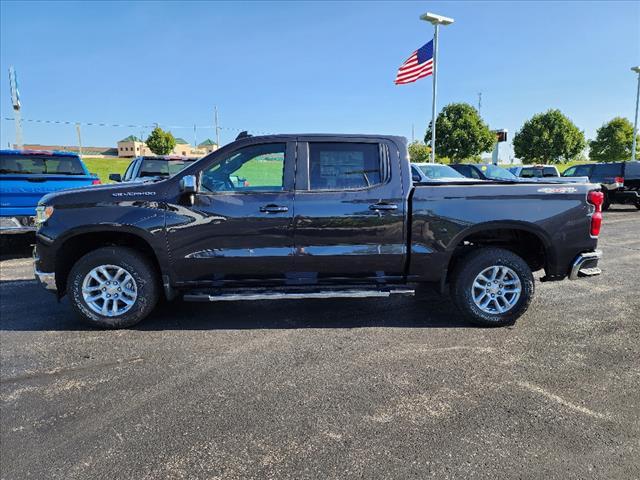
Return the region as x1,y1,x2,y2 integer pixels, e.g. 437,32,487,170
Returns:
235,131,251,140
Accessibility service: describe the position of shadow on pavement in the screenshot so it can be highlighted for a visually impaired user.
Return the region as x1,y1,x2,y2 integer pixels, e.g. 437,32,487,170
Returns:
0,234,34,261
0,277,474,331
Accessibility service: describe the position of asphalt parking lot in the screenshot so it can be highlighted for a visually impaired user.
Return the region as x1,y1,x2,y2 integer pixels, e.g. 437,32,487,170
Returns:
1,206,638,480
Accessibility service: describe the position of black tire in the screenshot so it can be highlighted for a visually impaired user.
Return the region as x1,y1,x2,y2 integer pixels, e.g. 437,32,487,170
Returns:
450,247,534,327
67,246,159,328
602,189,611,211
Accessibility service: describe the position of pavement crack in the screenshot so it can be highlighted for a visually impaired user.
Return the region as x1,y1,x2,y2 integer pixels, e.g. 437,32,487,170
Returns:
514,381,611,420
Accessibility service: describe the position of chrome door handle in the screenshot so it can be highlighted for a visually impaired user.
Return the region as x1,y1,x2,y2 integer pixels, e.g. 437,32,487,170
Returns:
260,205,289,213
369,203,398,211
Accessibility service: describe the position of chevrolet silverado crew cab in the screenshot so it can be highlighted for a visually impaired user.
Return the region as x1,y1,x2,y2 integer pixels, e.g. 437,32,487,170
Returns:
33,134,604,328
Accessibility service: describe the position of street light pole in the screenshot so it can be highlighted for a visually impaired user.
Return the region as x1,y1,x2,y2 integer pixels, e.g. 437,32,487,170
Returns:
430,23,439,164
420,12,454,163
631,66,640,162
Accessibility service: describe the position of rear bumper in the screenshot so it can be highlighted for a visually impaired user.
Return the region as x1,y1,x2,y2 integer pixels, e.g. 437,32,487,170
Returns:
0,216,36,234
569,250,602,280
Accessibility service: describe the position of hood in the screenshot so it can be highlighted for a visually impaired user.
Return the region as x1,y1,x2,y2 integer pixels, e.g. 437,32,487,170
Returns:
39,178,170,206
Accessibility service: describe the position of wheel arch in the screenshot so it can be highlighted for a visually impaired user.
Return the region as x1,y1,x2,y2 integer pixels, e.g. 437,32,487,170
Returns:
444,221,556,285
53,226,168,297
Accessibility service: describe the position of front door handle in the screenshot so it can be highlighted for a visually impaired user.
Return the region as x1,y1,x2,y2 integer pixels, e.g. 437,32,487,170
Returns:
369,203,398,211
260,204,289,213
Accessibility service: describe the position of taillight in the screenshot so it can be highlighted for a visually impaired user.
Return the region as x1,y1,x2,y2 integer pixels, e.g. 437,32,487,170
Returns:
92,179,101,185
587,190,604,236
614,176,624,185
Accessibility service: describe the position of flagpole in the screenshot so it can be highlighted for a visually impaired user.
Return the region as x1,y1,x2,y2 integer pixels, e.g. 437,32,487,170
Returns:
430,23,439,164
420,12,454,164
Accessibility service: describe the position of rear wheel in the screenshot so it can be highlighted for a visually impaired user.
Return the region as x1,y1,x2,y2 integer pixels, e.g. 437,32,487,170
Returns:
450,247,534,327
602,189,611,211
67,247,159,328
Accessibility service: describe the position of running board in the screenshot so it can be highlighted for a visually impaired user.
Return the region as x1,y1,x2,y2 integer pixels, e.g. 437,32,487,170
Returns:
183,287,415,302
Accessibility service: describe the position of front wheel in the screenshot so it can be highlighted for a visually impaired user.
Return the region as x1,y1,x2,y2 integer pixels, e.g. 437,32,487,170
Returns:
450,247,534,327
67,247,160,328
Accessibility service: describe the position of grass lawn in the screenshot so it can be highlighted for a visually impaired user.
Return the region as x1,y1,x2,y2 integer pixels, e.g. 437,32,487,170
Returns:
235,160,284,187
83,157,133,183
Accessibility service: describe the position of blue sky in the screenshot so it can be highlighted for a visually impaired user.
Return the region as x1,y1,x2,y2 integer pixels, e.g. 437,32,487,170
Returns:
1,1,639,161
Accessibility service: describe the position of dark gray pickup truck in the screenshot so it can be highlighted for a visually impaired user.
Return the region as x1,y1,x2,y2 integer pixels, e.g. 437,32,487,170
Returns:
33,134,603,328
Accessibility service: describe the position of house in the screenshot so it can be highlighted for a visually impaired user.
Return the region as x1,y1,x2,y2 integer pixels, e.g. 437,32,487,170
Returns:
198,138,219,154
173,138,191,156
117,135,151,157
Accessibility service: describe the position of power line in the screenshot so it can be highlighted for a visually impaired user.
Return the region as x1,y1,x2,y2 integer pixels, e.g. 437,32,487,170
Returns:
1,117,275,136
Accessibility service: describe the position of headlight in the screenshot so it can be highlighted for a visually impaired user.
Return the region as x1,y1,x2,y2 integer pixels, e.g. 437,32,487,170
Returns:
35,205,54,225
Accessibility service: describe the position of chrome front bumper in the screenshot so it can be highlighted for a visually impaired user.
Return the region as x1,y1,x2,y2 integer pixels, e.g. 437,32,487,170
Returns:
34,269,57,291
569,250,602,280
0,216,37,234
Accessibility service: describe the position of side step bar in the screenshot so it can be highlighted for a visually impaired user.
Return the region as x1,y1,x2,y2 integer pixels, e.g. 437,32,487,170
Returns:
183,287,415,302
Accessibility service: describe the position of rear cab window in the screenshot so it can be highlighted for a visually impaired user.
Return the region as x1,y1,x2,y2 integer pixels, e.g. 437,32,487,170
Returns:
0,154,86,175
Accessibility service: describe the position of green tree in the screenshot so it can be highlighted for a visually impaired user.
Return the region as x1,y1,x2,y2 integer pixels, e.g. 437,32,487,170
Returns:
424,103,494,163
589,117,639,162
407,141,431,163
513,109,585,164
145,126,176,155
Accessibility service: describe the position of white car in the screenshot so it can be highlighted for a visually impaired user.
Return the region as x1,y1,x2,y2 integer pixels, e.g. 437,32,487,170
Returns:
411,163,481,183
508,165,589,183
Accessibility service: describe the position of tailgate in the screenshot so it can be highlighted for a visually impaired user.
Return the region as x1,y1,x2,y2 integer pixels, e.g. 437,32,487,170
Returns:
0,175,95,209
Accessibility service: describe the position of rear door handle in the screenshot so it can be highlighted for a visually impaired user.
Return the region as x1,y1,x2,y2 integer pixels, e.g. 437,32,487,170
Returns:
260,204,289,213
369,203,398,211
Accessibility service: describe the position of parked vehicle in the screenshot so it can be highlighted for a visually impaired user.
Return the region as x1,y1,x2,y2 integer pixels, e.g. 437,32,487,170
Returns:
33,134,603,329
0,149,99,234
450,163,520,181
508,165,589,183
562,161,640,210
411,163,478,182
509,165,559,178
109,155,196,183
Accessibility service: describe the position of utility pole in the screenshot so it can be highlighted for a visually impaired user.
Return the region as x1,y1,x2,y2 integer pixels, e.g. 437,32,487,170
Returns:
477,92,482,115
75,123,83,157
214,106,220,147
411,124,415,143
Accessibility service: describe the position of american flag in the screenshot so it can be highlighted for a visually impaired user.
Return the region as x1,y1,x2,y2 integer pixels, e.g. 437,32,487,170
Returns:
394,40,434,85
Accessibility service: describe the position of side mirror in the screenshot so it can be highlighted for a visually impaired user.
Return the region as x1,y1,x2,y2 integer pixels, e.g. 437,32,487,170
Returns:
179,174,197,206
109,173,122,182
179,175,197,193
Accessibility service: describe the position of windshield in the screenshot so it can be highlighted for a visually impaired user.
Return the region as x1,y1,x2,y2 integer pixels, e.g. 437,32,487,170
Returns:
417,164,465,179
479,164,517,180
0,154,86,175
139,158,194,178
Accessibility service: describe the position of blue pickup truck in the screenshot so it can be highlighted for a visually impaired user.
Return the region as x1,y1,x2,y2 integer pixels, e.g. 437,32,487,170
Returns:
0,149,99,234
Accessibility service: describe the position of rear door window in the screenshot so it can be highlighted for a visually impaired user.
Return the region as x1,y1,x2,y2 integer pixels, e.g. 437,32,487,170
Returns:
308,142,383,190
593,163,623,179
623,162,640,178
543,167,558,177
